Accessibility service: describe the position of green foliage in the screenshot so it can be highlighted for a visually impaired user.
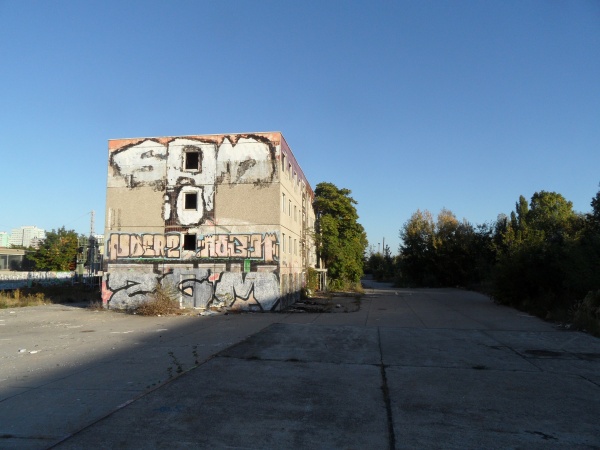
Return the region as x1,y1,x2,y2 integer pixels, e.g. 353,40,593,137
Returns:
27,227,79,271
365,245,396,281
313,182,368,283
396,186,600,327
306,267,319,292
573,290,600,336
397,209,494,288
491,190,588,316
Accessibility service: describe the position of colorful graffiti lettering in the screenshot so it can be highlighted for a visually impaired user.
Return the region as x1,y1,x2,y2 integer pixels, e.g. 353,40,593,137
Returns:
106,232,278,261
197,233,278,261
106,233,181,260
104,267,283,311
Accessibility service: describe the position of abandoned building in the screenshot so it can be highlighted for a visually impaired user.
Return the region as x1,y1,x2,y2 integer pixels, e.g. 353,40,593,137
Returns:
102,132,317,311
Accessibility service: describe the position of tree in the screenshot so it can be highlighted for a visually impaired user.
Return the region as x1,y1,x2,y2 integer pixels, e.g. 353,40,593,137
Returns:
28,227,79,271
588,186,600,232
492,191,584,315
528,191,578,239
398,208,488,287
313,182,368,283
398,209,436,286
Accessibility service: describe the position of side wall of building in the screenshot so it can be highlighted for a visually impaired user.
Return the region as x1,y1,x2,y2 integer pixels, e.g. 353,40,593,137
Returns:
103,132,314,312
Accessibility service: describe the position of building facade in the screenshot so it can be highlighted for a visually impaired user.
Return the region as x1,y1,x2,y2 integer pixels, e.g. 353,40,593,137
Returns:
0,232,9,248
102,132,316,311
9,226,45,248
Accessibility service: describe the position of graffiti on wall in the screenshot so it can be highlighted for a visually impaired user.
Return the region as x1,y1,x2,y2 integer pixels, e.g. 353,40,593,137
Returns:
0,272,74,290
106,232,279,261
107,233,182,260
108,135,278,226
104,267,283,311
196,233,278,260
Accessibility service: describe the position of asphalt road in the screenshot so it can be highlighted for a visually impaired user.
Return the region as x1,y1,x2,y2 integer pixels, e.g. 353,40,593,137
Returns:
1,281,599,449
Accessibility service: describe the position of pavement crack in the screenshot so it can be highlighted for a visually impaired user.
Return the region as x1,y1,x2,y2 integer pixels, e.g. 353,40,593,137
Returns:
377,327,396,450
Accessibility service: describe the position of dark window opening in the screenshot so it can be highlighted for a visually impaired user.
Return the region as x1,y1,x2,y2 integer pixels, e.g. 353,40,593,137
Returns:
183,234,196,251
184,193,198,210
185,151,200,171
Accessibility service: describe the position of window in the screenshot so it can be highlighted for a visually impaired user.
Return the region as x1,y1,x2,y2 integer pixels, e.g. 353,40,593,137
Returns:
289,236,292,254
294,239,297,255
288,163,292,179
184,151,200,171
184,193,198,210
282,193,286,212
281,154,286,173
289,200,292,216
282,233,286,253
183,234,196,251
294,205,297,222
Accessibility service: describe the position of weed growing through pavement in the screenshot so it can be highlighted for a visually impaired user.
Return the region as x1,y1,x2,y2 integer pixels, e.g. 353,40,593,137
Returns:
167,351,184,378
192,345,199,365
87,300,104,311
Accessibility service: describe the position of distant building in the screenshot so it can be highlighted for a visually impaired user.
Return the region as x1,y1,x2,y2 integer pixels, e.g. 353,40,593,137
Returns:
0,248,27,270
9,226,45,248
103,132,316,311
0,232,9,248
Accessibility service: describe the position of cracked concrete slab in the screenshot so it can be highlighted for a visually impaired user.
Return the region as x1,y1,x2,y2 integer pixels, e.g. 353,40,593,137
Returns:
1,281,599,449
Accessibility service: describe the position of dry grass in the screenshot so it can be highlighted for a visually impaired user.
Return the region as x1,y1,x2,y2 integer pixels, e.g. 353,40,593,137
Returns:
0,285,101,309
0,290,47,308
135,281,182,316
87,300,105,311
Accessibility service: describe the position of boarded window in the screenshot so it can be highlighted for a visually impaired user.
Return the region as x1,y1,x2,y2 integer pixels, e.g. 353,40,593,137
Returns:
184,193,198,210
183,234,196,251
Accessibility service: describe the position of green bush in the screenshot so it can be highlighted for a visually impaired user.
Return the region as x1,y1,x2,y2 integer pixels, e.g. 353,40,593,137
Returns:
573,290,600,336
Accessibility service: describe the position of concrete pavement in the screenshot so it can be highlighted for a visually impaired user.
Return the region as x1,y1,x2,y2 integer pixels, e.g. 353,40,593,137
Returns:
1,281,599,449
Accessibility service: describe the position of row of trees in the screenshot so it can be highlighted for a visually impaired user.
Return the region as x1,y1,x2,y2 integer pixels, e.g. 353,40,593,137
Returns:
366,188,600,331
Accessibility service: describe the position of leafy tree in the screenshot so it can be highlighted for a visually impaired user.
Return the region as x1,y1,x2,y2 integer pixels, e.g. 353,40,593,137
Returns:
492,191,586,316
528,191,579,239
398,209,436,286
28,227,79,271
398,208,494,288
366,245,395,281
587,186,600,232
313,182,368,283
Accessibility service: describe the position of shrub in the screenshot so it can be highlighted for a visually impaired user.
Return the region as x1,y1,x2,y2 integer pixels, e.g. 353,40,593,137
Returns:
135,281,181,316
573,290,600,336
306,267,319,292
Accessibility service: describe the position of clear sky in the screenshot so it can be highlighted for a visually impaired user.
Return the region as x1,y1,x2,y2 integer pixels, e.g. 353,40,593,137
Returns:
1,1,599,253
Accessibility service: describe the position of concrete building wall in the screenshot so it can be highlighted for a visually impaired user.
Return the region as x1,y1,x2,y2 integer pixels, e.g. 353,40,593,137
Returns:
103,132,315,312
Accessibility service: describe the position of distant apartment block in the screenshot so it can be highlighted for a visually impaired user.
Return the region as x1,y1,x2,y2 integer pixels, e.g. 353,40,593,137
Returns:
0,232,9,248
9,226,45,248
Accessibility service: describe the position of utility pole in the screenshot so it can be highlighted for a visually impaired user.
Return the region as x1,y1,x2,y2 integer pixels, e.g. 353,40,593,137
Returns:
90,210,95,237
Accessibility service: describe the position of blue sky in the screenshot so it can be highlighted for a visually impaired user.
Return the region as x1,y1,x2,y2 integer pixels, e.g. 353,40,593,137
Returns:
1,1,599,253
